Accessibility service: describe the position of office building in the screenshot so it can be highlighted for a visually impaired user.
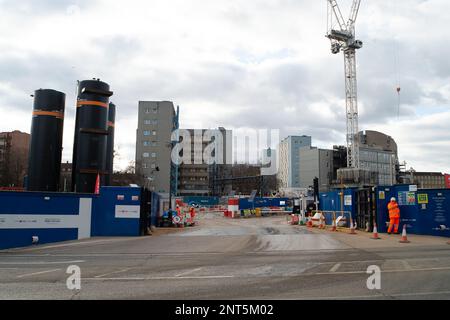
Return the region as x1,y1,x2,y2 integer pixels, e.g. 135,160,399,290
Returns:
358,130,398,186
402,171,446,189
136,101,179,193
299,147,333,192
177,127,232,196
278,135,312,188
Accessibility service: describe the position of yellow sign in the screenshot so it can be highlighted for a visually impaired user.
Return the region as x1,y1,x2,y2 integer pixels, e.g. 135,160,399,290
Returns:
417,194,429,204
379,191,385,200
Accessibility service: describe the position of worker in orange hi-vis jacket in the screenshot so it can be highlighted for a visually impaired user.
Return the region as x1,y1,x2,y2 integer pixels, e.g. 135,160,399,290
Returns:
387,197,401,234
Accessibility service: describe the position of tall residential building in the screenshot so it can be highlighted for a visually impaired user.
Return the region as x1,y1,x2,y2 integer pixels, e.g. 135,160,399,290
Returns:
0,131,30,188
299,147,333,192
278,135,312,188
177,127,232,196
136,101,178,193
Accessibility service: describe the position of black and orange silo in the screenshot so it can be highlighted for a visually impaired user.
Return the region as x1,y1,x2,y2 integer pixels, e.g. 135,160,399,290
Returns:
105,102,116,186
72,79,113,193
27,89,66,192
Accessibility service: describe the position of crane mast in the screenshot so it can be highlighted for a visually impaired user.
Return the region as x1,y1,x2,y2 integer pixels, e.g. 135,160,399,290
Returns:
326,0,362,169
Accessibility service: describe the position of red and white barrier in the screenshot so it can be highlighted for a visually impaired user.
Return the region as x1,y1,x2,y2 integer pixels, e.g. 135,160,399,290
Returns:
228,198,240,219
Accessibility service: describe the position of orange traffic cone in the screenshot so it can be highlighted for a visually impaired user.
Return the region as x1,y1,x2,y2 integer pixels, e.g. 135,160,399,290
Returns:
330,219,337,232
350,219,357,235
399,225,410,243
371,224,381,240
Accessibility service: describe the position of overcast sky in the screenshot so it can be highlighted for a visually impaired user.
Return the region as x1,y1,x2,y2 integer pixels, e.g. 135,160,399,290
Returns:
0,0,449,173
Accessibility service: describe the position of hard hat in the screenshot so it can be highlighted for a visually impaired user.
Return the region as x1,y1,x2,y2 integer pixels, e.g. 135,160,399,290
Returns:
391,197,396,202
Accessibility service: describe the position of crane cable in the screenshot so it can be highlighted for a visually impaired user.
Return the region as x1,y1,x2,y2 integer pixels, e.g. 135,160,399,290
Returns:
393,1,401,120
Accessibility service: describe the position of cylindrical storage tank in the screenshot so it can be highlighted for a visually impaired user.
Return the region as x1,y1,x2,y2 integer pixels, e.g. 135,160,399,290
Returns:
27,89,66,192
105,102,116,186
72,79,113,193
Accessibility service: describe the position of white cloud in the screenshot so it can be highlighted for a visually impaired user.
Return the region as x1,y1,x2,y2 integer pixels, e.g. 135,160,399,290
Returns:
0,0,449,173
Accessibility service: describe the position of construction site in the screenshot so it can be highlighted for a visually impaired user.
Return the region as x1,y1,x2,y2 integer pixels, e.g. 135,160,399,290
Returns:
0,0,449,304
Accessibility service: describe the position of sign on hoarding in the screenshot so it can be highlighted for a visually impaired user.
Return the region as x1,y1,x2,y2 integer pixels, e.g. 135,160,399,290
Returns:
344,195,352,206
417,194,429,205
115,205,140,219
398,192,416,206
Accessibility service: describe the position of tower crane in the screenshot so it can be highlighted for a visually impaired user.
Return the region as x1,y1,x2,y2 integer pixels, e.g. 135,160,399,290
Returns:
326,0,362,169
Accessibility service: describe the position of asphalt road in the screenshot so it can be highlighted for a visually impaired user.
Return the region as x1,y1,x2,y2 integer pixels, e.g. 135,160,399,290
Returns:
1,212,450,300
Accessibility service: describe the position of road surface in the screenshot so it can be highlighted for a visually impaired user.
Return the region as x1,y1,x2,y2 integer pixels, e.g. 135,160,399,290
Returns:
1,212,450,300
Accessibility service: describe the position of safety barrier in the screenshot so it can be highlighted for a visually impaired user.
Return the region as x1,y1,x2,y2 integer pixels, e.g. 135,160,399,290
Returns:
294,210,353,230
222,208,292,220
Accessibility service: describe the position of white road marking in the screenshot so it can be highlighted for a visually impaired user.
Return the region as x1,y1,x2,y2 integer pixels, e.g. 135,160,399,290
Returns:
95,268,133,279
329,263,342,273
17,269,62,279
84,275,234,281
0,260,85,265
314,266,450,276
7,238,145,253
308,290,450,300
175,267,203,278
401,260,413,270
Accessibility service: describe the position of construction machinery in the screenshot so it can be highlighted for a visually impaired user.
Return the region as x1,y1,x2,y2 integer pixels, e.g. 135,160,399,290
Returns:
326,0,362,169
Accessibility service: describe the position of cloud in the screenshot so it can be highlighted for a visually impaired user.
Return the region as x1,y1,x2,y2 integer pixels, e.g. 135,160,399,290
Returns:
0,0,449,173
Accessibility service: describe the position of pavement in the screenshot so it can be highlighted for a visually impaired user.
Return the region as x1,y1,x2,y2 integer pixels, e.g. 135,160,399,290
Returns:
1,212,449,300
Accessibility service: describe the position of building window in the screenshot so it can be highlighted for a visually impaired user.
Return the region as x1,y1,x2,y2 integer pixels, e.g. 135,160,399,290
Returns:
143,131,151,136
145,107,158,114
143,141,150,147
152,131,157,136
144,120,158,125
152,153,157,158
142,163,148,169
143,153,150,158
151,164,156,169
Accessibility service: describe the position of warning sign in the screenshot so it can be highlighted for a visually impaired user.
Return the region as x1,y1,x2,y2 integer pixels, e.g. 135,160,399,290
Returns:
398,192,416,206
344,195,352,206
417,194,429,205
379,191,386,200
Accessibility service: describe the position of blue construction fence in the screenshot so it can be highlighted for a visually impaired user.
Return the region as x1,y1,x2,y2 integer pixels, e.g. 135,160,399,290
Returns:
376,186,449,237
0,187,143,250
239,198,290,210
320,185,450,237
182,196,220,207
319,189,357,225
